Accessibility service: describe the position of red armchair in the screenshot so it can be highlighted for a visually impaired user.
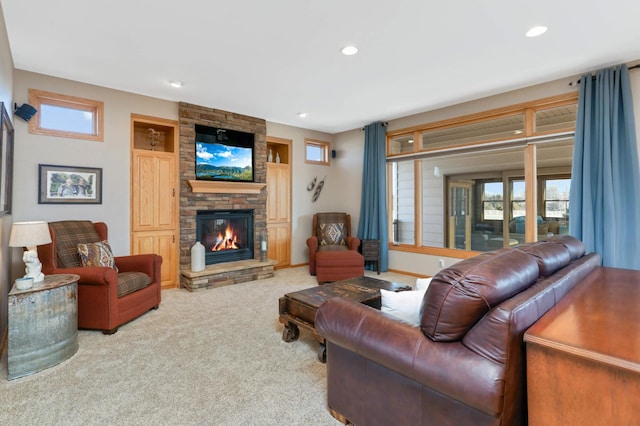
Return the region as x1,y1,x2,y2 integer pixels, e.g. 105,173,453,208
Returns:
306,212,363,283
38,220,162,334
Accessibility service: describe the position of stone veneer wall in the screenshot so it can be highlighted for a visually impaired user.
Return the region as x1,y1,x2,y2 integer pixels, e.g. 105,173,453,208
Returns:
178,102,267,268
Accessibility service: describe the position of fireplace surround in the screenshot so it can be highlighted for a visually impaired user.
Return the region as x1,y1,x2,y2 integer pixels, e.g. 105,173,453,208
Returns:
196,209,254,265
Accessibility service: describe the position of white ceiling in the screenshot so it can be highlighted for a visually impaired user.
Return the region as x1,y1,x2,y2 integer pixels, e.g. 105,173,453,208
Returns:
3,0,640,134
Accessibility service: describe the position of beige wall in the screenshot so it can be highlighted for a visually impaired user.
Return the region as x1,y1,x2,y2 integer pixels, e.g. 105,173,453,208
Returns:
0,1,14,347
12,71,178,256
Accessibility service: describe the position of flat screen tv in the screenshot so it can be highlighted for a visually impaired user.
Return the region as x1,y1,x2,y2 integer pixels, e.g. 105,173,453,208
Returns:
195,125,254,182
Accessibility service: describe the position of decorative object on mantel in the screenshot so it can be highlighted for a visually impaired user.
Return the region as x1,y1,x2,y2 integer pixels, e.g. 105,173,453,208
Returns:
307,177,317,192
9,221,52,286
147,128,164,151
268,149,273,162
191,241,205,272
312,176,326,202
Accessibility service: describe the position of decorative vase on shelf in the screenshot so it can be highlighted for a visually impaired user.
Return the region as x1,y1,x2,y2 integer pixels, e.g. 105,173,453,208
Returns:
191,241,205,272
275,152,280,163
268,149,273,162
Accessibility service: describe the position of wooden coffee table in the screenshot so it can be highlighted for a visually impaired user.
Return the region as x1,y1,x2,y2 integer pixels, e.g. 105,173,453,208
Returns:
278,275,412,362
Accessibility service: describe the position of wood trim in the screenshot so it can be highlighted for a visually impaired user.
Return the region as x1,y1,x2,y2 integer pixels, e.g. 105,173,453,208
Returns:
387,92,579,137
387,268,432,278
389,243,480,259
524,144,537,242
188,180,266,194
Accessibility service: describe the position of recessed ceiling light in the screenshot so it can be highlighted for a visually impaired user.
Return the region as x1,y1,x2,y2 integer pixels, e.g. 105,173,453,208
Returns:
408,139,414,144
298,112,309,118
341,45,358,56
169,80,183,88
526,26,548,38
514,130,523,134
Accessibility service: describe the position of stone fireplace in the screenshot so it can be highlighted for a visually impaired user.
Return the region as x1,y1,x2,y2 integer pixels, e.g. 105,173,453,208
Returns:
178,102,273,290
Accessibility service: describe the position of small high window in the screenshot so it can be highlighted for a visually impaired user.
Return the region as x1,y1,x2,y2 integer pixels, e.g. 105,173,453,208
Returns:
28,89,104,141
304,139,330,165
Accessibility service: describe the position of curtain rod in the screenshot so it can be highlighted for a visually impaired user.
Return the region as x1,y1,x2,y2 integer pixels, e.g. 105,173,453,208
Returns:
568,64,640,86
360,122,388,131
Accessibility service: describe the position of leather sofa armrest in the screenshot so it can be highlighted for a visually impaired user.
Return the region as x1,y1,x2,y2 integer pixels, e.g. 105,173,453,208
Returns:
346,236,360,251
316,297,505,417
49,266,117,287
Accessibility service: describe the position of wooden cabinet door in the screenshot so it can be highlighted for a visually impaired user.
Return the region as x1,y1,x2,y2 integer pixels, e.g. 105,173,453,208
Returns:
267,163,290,223
131,230,177,289
267,223,290,268
132,152,176,231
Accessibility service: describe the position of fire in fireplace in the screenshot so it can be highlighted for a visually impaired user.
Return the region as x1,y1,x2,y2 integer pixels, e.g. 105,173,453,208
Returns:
196,209,254,265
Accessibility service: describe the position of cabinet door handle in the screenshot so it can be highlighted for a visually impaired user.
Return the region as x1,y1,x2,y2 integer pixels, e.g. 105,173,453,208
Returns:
173,235,175,243
172,188,175,197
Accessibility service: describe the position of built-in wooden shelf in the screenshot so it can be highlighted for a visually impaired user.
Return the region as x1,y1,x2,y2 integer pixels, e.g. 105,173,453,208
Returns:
188,180,266,194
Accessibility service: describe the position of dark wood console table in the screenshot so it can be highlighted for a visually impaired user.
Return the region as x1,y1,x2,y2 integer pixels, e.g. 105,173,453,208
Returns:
524,267,640,425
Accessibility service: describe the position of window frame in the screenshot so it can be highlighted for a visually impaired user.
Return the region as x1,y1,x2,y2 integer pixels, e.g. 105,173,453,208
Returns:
28,88,104,142
304,138,331,166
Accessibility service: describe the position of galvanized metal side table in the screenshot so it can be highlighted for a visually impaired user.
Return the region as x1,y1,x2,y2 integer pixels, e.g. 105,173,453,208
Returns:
8,273,80,380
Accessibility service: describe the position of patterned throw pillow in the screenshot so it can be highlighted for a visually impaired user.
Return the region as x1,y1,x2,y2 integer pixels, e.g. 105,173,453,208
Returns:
319,222,347,246
77,240,118,271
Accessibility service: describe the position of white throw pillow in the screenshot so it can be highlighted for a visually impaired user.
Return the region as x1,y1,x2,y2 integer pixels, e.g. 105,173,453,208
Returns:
380,287,428,326
415,277,433,291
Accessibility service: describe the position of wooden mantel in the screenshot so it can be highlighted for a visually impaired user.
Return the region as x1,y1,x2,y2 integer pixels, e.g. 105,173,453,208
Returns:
187,180,266,194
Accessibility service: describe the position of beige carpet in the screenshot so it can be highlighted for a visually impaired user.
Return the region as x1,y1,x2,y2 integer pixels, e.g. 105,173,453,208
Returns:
0,267,416,425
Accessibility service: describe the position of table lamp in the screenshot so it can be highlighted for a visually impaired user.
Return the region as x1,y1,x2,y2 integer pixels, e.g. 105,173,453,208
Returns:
9,221,52,287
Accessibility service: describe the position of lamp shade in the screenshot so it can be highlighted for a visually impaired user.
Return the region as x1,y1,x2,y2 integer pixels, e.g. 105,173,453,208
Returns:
9,221,52,248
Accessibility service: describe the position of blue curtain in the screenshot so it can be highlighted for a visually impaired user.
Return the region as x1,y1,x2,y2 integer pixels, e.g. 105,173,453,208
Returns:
569,64,640,269
358,122,389,271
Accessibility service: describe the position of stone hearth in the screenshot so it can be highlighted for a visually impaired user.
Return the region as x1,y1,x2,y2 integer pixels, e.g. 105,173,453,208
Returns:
178,103,273,290
180,259,276,291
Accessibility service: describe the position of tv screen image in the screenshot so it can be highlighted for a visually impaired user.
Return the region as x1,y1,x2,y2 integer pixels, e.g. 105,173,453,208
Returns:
195,125,254,182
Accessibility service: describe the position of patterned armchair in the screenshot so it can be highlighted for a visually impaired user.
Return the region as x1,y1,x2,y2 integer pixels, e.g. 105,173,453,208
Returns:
306,213,363,283
38,220,162,334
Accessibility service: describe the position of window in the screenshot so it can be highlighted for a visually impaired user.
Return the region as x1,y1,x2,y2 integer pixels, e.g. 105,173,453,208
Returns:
511,180,526,219
390,161,415,245
386,94,578,257
544,178,570,218
304,139,330,165
482,181,504,220
28,89,104,141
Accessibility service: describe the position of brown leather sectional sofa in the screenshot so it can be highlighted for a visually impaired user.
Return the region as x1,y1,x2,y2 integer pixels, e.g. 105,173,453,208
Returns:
316,235,599,425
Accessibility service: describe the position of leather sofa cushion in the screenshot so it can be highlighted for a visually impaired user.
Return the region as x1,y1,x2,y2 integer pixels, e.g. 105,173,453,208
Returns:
517,242,571,277
545,235,585,260
420,249,539,342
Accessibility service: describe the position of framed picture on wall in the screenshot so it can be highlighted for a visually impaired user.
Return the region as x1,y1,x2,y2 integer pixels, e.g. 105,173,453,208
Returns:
38,164,103,204
0,102,14,216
